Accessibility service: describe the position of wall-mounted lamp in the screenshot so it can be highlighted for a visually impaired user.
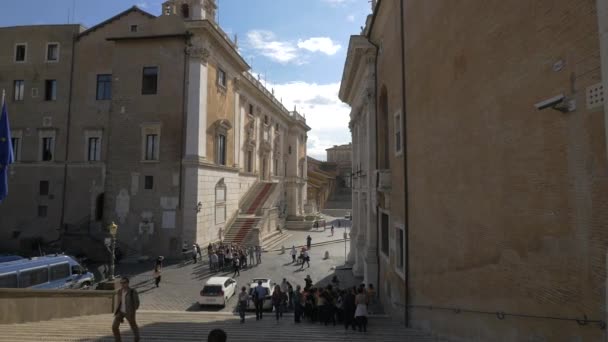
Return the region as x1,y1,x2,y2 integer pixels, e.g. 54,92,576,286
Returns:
196,201,202,213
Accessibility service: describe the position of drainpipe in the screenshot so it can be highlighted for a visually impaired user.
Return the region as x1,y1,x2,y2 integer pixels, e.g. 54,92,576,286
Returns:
59,27,78,236
399,0,410,327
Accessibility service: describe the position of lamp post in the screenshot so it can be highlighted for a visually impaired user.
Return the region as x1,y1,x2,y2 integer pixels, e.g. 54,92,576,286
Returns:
108,221,118,280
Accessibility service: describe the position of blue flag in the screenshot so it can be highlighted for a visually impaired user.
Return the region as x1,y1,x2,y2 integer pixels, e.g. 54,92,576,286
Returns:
0,99,13,202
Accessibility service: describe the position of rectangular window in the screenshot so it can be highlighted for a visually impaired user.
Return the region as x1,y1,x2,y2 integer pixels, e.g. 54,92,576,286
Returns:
15,44,26,62
264,115,269,125
217,68,226,88
142,67,158,95
13,80,24,101
41,137,54,161
144,176,154,190
247,150,253,173
50,263,70,281
394,111,402,155
18,267,48,288
130,25,138,32
11,137,20,161
217,134,226,166
397,226,405,271
39,181,49,196
88,137,101,161
45,80,57,101
96,74,112,100
0,273,17,288
381,213,389,256
38,205,48,218
248,104,254,115
145,134,158,161
284,161,287,176
46,43,59,62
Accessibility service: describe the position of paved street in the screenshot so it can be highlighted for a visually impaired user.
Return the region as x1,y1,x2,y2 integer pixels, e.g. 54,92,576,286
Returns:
117,215,357,313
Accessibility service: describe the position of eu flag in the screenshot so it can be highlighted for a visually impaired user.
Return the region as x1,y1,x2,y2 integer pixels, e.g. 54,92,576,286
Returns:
0,99,13,202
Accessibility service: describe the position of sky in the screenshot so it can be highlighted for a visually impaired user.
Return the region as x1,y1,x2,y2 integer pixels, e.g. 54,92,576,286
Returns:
0,0,371,160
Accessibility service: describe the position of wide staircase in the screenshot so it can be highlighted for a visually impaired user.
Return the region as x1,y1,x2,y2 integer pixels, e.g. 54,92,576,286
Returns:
0,311,444,342
223,182,291,248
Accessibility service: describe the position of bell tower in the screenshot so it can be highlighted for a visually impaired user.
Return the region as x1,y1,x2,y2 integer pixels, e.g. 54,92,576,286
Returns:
161,0,217,21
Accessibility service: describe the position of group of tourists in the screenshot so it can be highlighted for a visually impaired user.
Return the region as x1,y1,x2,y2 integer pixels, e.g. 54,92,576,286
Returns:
206,242,263,277
239,274,376,333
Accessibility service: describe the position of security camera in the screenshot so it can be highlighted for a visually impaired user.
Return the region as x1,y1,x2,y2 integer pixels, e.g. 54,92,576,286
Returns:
535,94,565,110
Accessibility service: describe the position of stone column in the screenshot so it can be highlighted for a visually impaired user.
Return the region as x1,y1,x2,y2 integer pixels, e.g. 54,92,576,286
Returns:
233,84,240,168
364,88,378,286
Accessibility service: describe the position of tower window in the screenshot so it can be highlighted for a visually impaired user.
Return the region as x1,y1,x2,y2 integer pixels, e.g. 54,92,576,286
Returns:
130,25,138,32
181,4,190,18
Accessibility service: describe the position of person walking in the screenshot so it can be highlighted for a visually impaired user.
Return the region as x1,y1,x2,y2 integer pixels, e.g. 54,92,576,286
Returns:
331,225,334,237
354,287,369,332
232,254,240,277
343,287,357,331
195,243,202,261
293,285,303,323
248,246,255,265
272,285,284,321
152,265,161,288
290,245,297,263
253,280,268,320
303,249,310,268
304,275,313,291
112,277,140,342
238,286,248,323
210,251,218,272
218,250,225,271
306,235,312,250
192,244,198,264
256,245,262,264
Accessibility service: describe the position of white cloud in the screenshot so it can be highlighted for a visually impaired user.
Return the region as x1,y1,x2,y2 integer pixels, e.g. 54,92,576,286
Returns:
136,2,148,8
347,14,355,22
297,37,342,56
266,80,351,160
246,30,299,64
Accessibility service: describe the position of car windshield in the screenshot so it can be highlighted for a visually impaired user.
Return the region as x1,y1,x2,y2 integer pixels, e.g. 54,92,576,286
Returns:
202,285,222,295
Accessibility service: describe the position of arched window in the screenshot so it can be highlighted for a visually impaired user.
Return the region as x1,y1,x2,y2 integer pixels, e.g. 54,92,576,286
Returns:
378,86,390,169
181,4,190,18
215,178,227,224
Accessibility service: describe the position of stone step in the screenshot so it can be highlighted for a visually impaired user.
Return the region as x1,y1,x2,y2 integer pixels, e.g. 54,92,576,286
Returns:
263,232,293,251
0,311,442,342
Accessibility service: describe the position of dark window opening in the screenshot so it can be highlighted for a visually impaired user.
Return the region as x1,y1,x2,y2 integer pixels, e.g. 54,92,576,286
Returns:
88,137,101,161
15,45,26,62
45,80,57,101
42,137,53,161
39,181,49,196
130,25,138,32
181,4,190,18
217,68,226,88
217,134,226,166
381,213,389,255
247,150,253,173
142,67,158,95
11,138,20,161
144,176,154,190
248,104,254,115
95,193,104,221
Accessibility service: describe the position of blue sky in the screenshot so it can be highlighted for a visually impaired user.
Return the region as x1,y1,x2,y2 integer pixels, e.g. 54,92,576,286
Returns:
0,0,370,159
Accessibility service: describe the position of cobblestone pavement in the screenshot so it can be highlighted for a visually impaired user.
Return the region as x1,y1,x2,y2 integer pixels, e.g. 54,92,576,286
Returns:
116,214,361,313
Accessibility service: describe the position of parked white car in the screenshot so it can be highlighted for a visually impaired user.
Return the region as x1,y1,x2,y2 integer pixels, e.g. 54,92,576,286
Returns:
246,278,274,310
199,277,237,307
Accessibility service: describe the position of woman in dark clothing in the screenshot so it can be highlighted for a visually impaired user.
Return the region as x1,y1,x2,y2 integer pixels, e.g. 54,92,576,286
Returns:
272,285,284,321
343,287,357,330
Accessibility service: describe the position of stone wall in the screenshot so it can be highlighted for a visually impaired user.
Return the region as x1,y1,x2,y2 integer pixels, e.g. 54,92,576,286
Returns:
0,289,115,324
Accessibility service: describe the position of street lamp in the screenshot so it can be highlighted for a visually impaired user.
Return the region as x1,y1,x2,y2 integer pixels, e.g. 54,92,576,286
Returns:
108,222,118,280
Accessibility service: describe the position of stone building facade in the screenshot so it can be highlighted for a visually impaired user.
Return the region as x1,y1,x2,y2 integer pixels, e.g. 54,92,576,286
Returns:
341,0,608,341
0,0,309,258
326,143,352,188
